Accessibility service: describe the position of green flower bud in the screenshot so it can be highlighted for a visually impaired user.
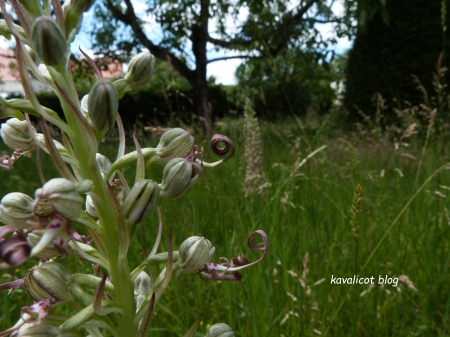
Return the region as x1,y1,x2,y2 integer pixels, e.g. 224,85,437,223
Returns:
27,230,60,259
159,158,202,199
18,0,44,18
178,236,215,275
0,118,37,151
34,178,82,220
148,128,194,165
31,16,67,67
17,322,59,336
88,82,119,132
85,195,97,218
24,262,72,302
0,192,36,229
70,0,95,14
75,179,93,194
62,4,83,41
205,323,235,337
123,180,159,225
124,51,155,89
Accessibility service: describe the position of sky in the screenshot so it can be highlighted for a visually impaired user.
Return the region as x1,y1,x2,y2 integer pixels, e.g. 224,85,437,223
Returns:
0,0,353,85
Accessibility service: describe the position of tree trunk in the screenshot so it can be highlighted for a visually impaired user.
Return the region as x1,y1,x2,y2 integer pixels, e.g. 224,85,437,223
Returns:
191,0,212,134
193,65,211,134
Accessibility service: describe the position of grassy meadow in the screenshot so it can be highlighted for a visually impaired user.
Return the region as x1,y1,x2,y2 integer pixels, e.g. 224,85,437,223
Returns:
1,109,450,336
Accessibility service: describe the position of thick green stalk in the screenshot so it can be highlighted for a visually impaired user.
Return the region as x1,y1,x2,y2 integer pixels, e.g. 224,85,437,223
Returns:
55,70,137,336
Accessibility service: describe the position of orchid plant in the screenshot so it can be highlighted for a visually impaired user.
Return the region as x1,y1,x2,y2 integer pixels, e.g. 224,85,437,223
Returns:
0,0,268,336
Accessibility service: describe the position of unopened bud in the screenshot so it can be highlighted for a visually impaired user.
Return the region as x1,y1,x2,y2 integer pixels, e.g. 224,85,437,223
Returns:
159,158,202,199
80,94,89,117
27,230,60,259
17,322,59,336
70,0,95,14
37,63,53,82
31,16,67,67
96,153,112,179
123,180,159,225
205,323,235,337
124,51,155,89
88,82,119,132
34,178,82,220
0,192,36,229
134,271,151,296
85,195,97,218
75,179,93,194
24,262,72,302
0,118,37,151
148,128,194,165
178,236,215,275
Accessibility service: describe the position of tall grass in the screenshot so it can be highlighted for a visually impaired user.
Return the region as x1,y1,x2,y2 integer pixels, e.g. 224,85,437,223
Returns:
1,110,450,336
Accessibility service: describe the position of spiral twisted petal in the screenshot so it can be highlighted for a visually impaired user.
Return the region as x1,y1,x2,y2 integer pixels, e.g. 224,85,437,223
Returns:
210,134,235,162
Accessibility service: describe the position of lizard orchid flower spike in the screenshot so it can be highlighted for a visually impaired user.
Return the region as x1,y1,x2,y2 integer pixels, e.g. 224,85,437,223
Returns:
198,230,269,282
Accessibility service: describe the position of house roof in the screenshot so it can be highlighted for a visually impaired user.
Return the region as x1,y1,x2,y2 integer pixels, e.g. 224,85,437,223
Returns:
0,49,18,81
0,48,124,82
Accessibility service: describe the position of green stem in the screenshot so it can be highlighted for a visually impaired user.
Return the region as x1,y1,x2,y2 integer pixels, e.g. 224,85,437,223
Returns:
55,70,137,336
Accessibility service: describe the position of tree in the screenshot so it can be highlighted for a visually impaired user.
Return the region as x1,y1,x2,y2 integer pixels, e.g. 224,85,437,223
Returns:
344,0,450,123
92,0,345,130
233,48,341,119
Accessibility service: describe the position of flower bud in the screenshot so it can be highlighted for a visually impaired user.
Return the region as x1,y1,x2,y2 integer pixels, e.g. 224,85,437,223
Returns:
88,82,119,132
159,158,202,199
17,322,59,336
85,195,97,218
0,193,35,229
124,51,155,89
0,118,37,151
75,179,93,194
34,178,82,220
70,0,95,14
80,94,89,117
37,63,53,82
148,128,194,165
134,271,151,296
18,0,44,18
123,180,159,225
205,323,235,337
27,230,60,259
96,153,112,179
31,16,67,67
178,236,215,275
24,262,72,302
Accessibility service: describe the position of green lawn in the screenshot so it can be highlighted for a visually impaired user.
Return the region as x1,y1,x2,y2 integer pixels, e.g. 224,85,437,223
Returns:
1,115,450,336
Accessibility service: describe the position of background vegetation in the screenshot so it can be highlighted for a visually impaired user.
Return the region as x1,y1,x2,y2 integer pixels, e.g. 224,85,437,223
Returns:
2,0,450,336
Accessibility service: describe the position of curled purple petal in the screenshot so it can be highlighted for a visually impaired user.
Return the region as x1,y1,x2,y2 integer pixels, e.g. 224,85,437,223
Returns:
197,230,269,282
210,134,235,162
0,228,30,267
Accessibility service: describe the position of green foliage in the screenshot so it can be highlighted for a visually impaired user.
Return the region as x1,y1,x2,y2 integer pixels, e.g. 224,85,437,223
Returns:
34,60,237,127
344,0,450,123
2,113,450,335
233,49,340,118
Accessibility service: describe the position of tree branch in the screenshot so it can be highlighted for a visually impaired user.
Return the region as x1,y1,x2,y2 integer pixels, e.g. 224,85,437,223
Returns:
105,0,196,85
206,55,252,64
206,35,253,49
